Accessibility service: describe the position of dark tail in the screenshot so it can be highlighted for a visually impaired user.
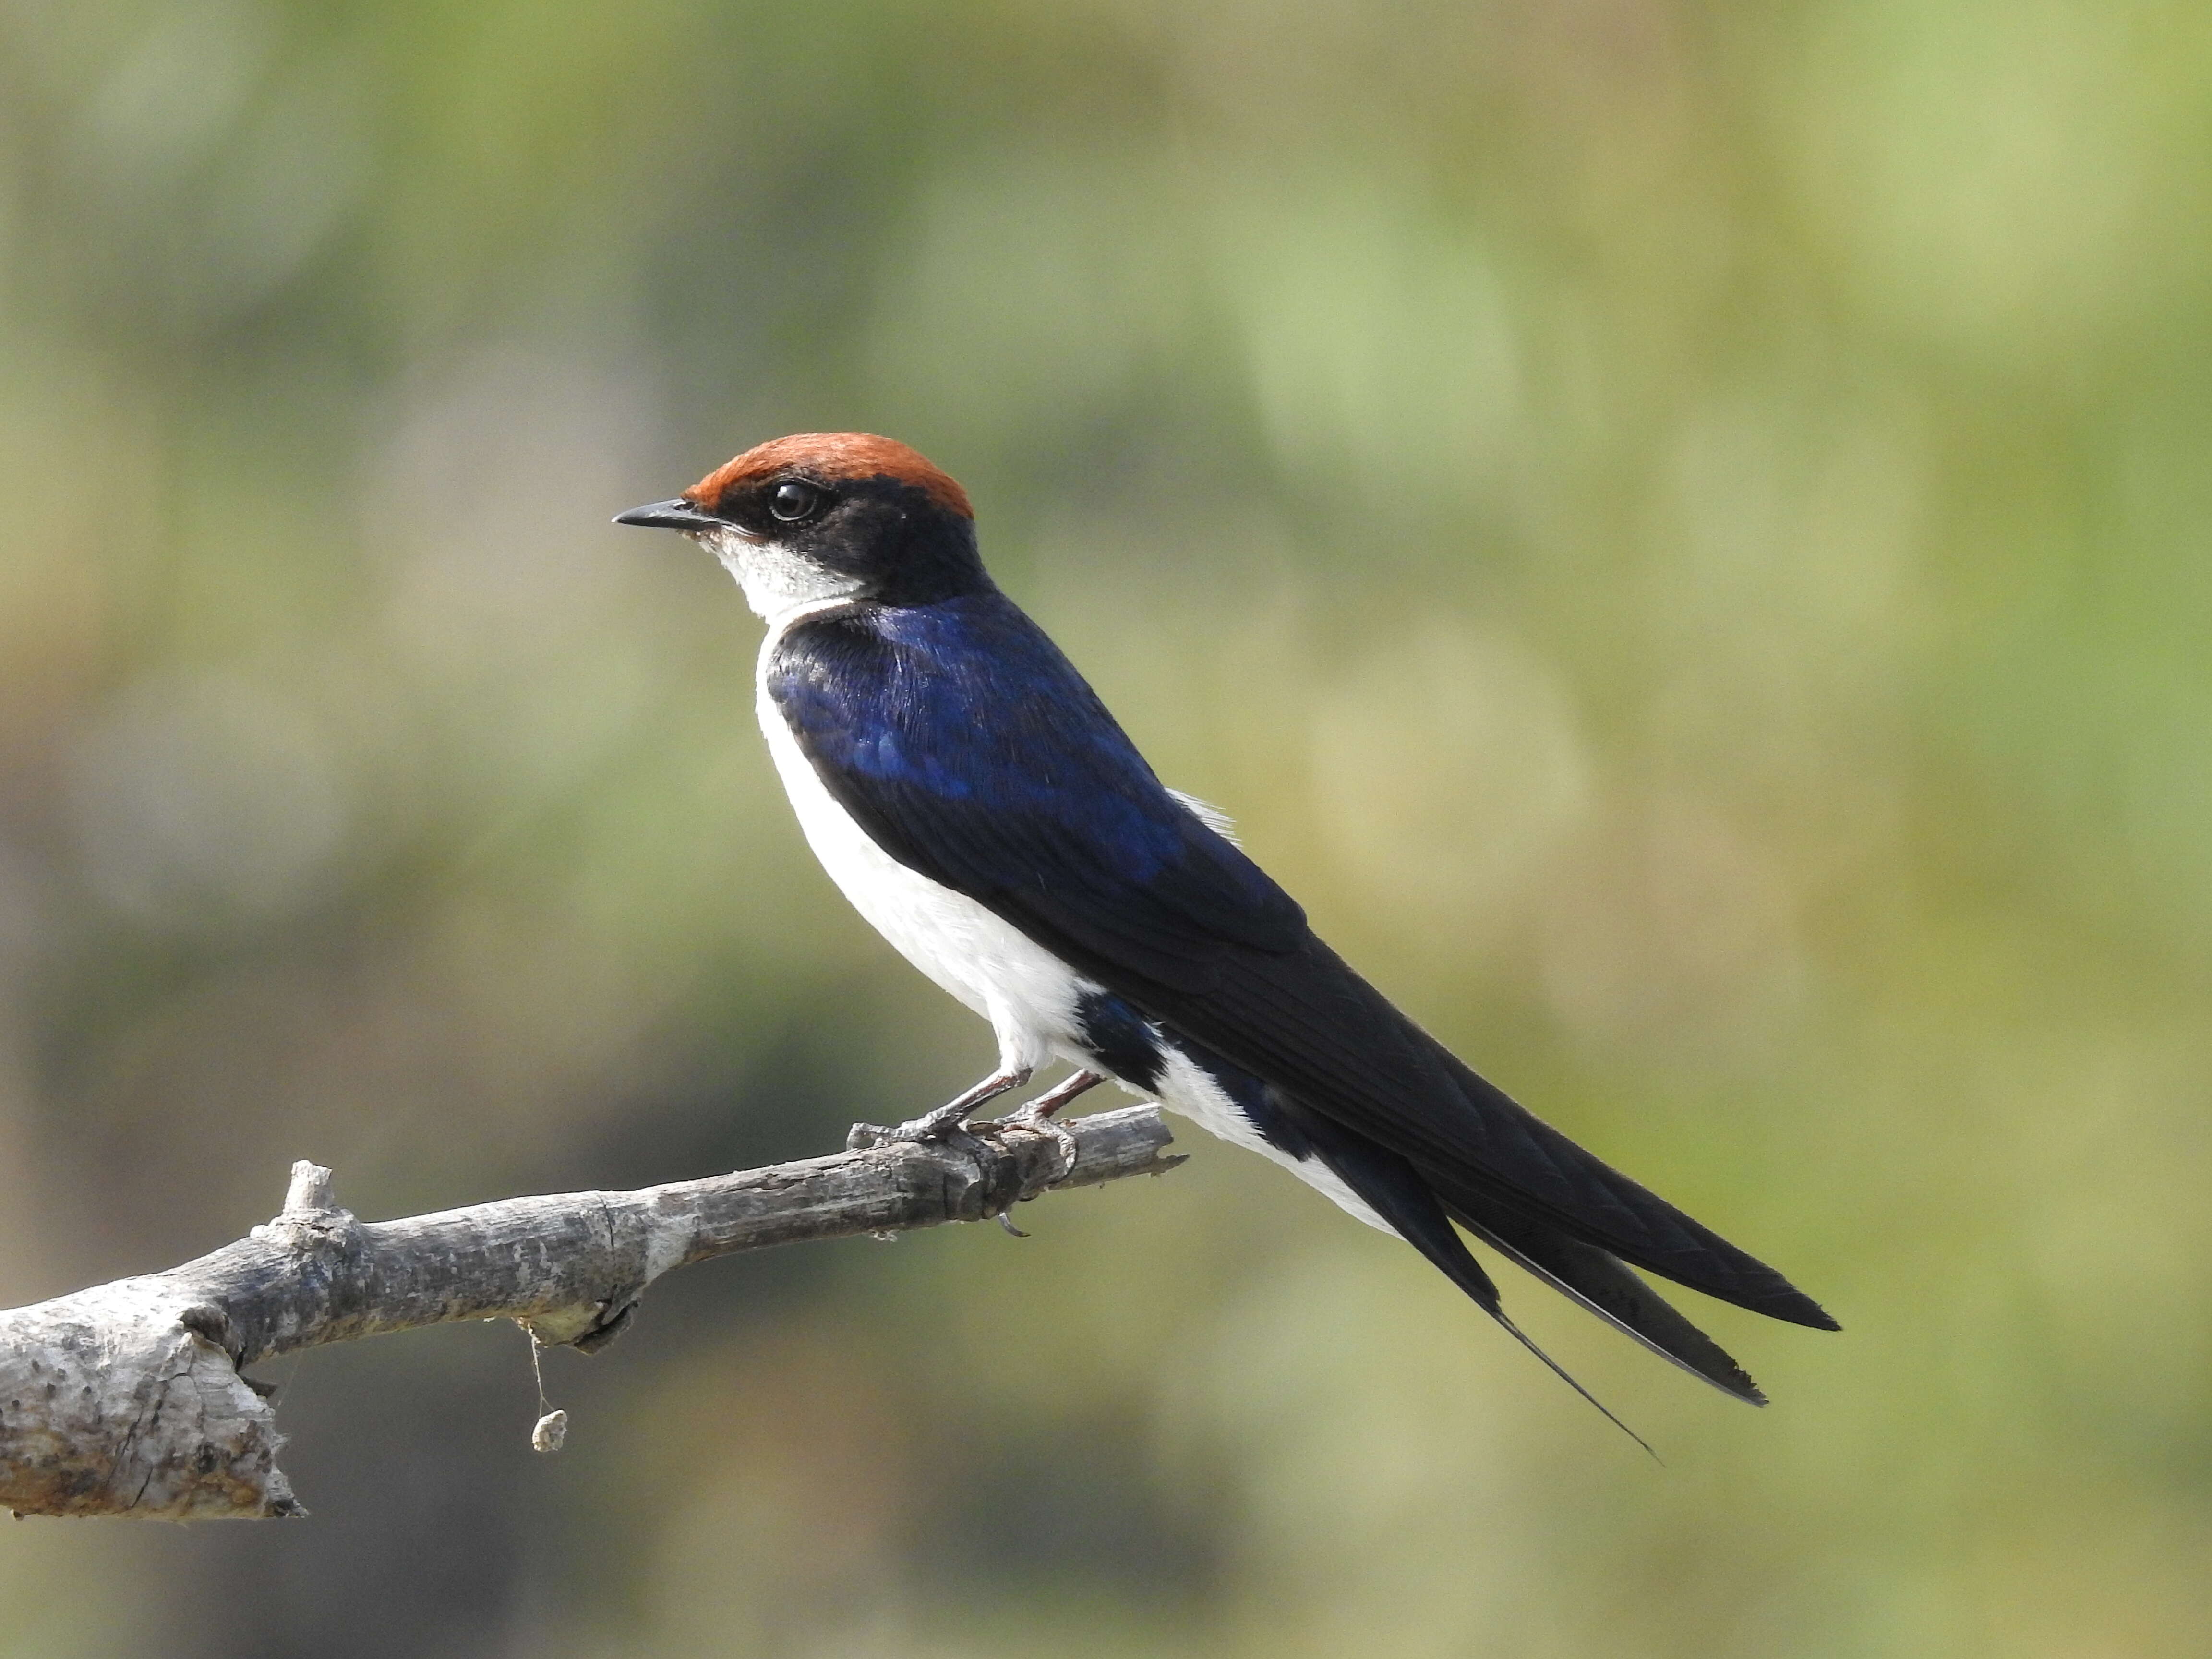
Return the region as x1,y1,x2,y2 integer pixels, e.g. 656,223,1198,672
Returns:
1440,1180,1767,1405
1286,1102,1659,1456
1425,1045,1839,1333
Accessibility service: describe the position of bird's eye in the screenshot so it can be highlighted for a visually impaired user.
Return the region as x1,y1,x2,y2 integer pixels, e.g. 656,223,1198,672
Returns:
769,481,822,523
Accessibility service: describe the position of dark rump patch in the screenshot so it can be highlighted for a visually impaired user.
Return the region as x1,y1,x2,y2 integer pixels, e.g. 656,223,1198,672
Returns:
1074,990,1166,1092
685,433,973,519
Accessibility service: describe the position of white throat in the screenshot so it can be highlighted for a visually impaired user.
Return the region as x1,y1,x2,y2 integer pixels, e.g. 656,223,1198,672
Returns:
701,527,865,625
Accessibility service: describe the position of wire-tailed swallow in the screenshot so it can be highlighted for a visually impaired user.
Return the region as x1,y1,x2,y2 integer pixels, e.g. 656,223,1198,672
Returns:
618,432,1837,1436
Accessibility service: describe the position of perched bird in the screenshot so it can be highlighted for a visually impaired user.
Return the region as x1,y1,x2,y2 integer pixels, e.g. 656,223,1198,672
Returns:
617,433,1836,1433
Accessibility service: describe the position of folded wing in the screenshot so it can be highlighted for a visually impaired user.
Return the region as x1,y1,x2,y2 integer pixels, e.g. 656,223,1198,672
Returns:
771,597,1837,1361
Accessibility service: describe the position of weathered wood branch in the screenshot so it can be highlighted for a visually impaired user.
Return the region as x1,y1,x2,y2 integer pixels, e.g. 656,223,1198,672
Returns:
0,1106,1181,1521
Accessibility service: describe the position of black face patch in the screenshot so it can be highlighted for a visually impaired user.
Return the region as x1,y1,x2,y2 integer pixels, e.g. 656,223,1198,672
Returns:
714,471,993,608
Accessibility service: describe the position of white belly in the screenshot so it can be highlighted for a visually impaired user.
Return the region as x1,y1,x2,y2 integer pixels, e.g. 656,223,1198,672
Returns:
756,679,1087,1077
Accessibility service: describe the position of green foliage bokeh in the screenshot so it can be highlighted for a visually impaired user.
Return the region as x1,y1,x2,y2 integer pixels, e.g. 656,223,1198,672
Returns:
2,1,2209,1654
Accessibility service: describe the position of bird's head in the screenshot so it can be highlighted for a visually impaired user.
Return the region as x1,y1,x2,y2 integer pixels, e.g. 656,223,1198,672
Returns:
615,433,986,620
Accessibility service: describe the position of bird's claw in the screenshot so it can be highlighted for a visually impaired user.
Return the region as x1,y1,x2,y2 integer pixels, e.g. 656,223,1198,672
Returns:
847,1067,1085,1235
973,1101,1082,1185
847,1067,1034,1154
971,1068,1101,1186
845,1101,989,1159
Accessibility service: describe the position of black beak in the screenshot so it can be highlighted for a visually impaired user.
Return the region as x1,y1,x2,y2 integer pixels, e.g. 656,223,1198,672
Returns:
613,498,723,531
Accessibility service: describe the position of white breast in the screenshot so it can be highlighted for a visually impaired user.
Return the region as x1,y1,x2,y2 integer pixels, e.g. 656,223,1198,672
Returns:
754,626,1089,1078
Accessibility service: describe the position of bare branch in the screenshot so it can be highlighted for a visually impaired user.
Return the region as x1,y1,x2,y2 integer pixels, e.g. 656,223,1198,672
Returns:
0,1107,1181,1521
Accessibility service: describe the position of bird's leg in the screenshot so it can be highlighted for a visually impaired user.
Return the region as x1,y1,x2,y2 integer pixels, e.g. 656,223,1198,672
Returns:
846,1066,1033,1153
975,1069,1104,1182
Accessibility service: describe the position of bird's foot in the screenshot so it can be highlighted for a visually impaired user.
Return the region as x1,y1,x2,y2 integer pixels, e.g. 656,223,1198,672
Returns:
974,1069,1105,1185
845,1098,990,1157
845,1067,1034,1154
979,1102,1080,1187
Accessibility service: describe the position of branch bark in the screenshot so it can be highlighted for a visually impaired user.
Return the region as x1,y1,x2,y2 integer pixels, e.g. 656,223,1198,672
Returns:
0,1106,1181,1520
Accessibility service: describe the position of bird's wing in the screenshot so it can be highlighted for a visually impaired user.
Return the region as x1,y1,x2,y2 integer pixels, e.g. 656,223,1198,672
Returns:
770,600,1834,1330
768,598,1307,995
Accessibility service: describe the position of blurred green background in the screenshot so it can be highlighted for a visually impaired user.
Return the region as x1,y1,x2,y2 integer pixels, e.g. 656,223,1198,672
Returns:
3,0,2209,1653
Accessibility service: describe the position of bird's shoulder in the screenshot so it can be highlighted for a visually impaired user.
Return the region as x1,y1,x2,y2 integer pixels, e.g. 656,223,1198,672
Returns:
765,593,1310,986
767,593,1181,829
768,592,1112,756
